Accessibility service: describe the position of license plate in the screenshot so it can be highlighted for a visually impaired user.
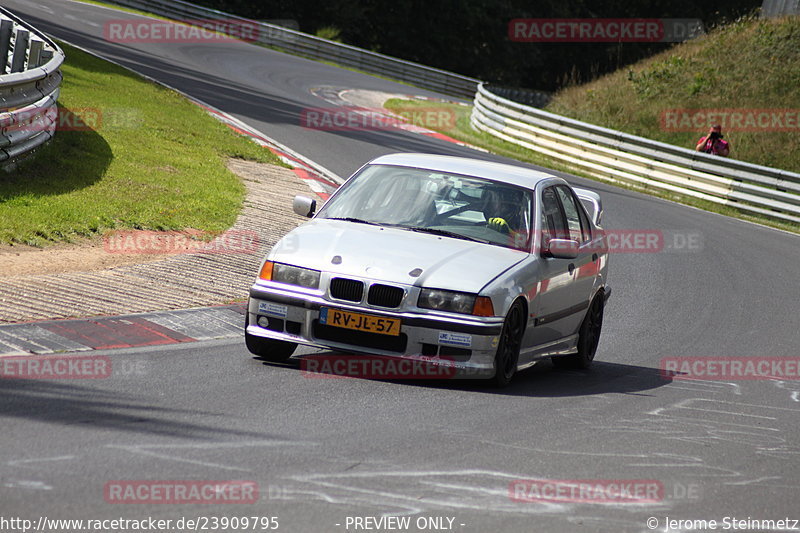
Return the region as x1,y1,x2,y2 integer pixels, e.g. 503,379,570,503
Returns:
319,308,401,336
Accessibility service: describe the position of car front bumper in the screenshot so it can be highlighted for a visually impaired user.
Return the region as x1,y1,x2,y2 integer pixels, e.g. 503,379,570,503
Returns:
247,284,505,379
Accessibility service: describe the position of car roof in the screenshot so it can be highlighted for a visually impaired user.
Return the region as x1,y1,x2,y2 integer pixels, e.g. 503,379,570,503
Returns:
367,153,561,190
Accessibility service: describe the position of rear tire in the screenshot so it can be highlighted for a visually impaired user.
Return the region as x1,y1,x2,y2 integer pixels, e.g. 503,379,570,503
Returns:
491,301,526,387
552,293,604,370
245,314,297,363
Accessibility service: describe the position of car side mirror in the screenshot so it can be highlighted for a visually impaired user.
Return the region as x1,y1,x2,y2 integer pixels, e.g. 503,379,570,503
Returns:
545,238,579,259
292,195,316,218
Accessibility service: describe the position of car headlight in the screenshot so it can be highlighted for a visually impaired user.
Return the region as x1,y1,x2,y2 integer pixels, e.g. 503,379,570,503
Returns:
418,289,476,315
260,261,320,289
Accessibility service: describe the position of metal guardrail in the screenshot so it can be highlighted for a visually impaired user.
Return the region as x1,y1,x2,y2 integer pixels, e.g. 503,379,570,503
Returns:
762,0,800,17
486,86,551,109
0,8,65,171
472,83,800,224
100,0,799,224
107,0,480,99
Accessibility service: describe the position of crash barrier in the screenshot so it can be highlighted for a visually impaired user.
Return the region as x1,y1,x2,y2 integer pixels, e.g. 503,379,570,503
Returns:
761,0,800,18
0,8,65,171
102,1,799,224
107,0,480,99
471,83,800,224
487,86,551,109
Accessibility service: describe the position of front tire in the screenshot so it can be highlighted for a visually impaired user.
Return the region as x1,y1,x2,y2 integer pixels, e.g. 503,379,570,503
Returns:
552,293,604,369
491,301,526,387
245,314,297,363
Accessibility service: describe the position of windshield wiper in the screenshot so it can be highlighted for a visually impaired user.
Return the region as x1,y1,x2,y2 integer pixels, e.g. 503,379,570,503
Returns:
405,226,489,244
326,217,380,226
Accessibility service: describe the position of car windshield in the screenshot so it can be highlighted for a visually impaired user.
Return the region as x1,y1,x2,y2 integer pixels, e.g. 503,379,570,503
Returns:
316,164,533,251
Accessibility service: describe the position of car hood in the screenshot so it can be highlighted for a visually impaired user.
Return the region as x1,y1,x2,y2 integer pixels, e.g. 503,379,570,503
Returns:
268,219,527,293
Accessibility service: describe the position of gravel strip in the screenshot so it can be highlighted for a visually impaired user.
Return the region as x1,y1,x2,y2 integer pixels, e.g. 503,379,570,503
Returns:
0,161,309,323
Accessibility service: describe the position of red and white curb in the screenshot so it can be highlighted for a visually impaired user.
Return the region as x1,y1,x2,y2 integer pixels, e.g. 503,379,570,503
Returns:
0,305,246,357
194,101,342,200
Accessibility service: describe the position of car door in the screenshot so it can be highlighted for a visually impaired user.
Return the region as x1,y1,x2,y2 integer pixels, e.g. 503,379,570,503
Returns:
554,184,598,325
524,186,589,352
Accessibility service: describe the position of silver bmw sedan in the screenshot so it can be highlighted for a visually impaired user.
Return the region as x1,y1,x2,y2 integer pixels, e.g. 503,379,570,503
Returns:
245,153,610,386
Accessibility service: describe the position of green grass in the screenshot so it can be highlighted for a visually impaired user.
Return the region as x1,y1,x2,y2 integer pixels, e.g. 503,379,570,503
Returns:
383,98,800,234
546,15,800,174
0,42,284,247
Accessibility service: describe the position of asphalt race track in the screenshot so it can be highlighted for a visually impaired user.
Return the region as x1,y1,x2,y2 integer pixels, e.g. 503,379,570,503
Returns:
2,1,799,532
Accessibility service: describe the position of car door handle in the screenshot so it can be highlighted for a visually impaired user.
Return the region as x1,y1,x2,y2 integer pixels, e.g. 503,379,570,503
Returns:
568,263,575,274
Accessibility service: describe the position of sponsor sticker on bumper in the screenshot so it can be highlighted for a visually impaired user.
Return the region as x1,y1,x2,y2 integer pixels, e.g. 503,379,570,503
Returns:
438,332,472,347
258,301,287,318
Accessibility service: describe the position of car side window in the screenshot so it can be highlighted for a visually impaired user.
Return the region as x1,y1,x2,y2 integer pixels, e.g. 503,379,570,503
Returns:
555,186,587,243
540,187,567,242
575,194,592,243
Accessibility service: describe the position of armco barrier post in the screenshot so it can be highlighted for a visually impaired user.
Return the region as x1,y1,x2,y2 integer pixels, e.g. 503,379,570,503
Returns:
0,19,12,74
10,28,28,72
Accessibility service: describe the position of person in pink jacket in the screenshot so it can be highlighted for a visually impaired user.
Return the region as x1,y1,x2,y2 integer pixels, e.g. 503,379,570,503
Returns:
696,124,731,156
